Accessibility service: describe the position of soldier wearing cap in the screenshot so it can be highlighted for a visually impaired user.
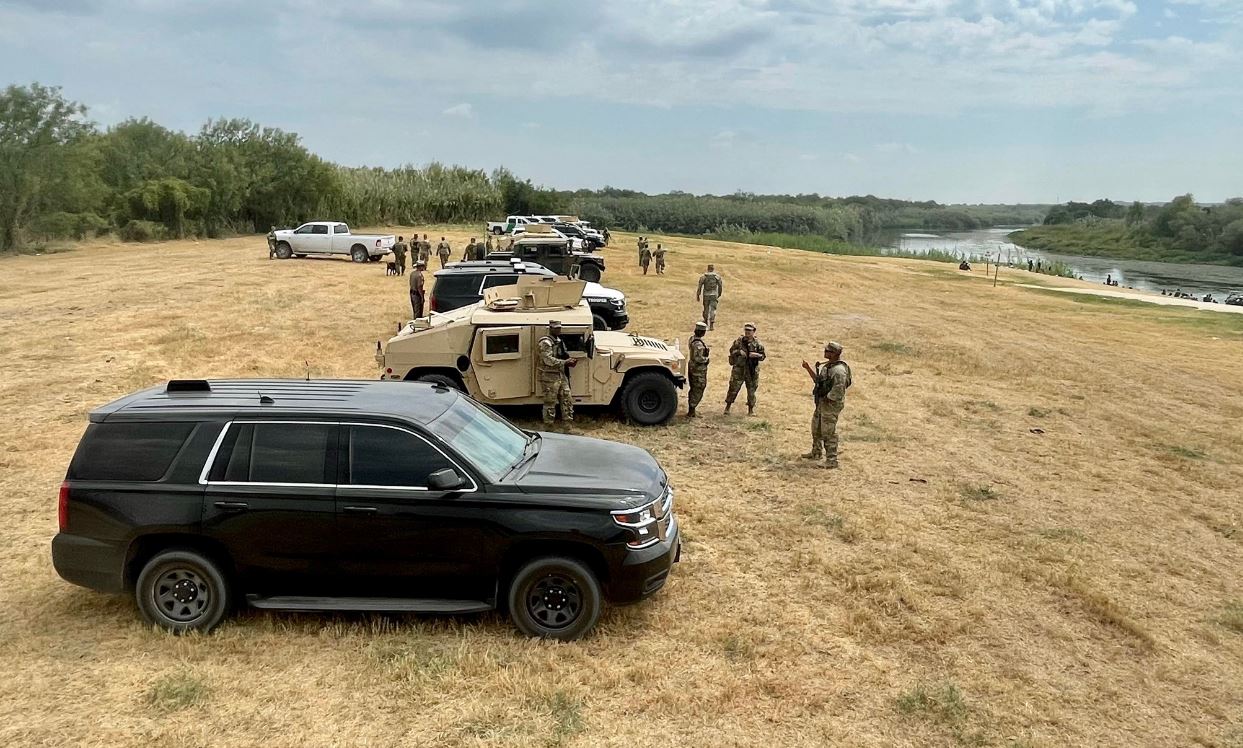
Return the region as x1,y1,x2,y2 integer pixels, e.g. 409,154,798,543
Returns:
696,264,723,330
802,341,852,468
409,259,427,318
686,321,710,417
537,320,575,425
725,322,766,415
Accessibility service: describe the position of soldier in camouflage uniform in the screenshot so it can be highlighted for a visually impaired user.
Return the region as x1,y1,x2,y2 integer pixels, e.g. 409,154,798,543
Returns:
653,243,667,274
409,260,426,319
686,321,710,417
696,264,723,330
418,234,431,265
485,235,495,253
537,320,575,424
725,323,765,415
802,341,851,468
267,226,277,259
463,238,477,262
436,237,452,268
639,242,652,275
392,235,408,275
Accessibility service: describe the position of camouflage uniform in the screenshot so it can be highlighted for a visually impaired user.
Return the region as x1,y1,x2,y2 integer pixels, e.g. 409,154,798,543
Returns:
687,324,710,416
725,330,765,413
463,241,477,262
267,227,277,259
418,236,431,264
810,357,851,466
436,240,452,268
409,265,425,319
653,245,667,274
392,240,408,275
696,271,723,330
639,244,652,274
537,327,574,424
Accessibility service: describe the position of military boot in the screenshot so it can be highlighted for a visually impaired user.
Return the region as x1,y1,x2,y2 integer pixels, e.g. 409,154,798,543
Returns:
801,451,822,460
724,402,731,415
747,406,754,416
686,406,697,418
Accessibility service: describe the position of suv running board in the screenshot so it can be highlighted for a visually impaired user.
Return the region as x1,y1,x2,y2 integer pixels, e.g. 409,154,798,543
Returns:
245,595,492,614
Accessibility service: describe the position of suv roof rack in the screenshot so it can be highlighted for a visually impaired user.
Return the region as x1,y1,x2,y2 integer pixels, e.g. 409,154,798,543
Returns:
165,379,211,393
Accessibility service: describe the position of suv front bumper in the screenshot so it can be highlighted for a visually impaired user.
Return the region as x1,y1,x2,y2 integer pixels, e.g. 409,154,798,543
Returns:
609,515,681,604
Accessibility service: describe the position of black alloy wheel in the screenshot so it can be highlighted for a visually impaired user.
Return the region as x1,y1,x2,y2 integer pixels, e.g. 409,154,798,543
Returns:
135,549,231,634
508,557,601,640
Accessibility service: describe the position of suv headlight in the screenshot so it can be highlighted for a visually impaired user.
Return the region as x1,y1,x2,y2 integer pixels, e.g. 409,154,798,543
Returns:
612,489,673,549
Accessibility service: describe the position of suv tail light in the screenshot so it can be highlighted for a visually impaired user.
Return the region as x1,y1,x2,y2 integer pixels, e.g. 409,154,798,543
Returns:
429,289,439,313
58,481,69,532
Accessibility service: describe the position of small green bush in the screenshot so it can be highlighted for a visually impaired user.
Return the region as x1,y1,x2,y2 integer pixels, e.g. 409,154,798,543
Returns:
120,220,169,243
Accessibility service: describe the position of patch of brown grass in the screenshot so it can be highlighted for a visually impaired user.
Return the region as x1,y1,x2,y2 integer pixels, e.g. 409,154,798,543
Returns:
0,227,1241,745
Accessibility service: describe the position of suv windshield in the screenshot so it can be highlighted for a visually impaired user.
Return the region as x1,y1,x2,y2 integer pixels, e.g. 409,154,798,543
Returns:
426,397,529,481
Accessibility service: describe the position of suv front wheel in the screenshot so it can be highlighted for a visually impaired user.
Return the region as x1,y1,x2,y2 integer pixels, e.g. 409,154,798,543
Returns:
507,557,602,640
135,549,231,634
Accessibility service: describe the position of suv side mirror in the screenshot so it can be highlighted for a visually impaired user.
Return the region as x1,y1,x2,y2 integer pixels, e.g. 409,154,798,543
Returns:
428,468,467,492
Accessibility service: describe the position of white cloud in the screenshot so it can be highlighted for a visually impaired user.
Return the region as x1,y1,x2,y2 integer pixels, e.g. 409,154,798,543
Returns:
441,103,473,118
844,153,863,164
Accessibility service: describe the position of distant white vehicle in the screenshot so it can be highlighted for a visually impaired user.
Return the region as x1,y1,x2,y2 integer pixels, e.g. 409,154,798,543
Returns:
272,222,395,263
485,216,541,235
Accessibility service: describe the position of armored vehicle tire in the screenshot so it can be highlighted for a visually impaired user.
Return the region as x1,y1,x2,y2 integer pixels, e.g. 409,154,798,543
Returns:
416,373,463,391
351,246,368,263
135,549,232,634
621,372,678,426
592,314,608,331
578,264,602,283
275,242,293,259
507,556,602,640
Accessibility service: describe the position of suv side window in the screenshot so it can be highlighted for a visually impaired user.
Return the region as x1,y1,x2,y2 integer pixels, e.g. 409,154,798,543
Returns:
68,421,195,481
207,422,335,485
347,425,455,488
333,224,349,234
294,224,313,234
480,274,519,290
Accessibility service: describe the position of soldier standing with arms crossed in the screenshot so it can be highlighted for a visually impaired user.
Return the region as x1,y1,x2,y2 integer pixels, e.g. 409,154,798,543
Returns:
725,323,765,415
409,260,426,319
537,321,575,425
696,264,723,330
686,321,710,417
802,341,851,468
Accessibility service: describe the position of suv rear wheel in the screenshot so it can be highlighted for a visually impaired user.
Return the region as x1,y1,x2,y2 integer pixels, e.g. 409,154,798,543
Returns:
620,372,678,425
508,557,601,640
135,549,231,634
351,246,368,263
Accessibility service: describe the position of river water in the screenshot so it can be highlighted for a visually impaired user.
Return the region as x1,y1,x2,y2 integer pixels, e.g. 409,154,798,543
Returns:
887,227,1243,300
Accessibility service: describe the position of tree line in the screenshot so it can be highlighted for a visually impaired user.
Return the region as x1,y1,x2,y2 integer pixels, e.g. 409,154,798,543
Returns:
1031,196,1243,260
3,82,1045,251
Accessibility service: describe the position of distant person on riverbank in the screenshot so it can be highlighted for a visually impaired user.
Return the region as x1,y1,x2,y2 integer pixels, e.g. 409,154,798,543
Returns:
959,260,971,271
1106,274,1112,285
1027,259,1033,272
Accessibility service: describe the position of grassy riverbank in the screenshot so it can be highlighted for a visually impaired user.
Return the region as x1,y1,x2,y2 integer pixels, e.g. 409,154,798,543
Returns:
1010,224,1243,266
2,230,1241,746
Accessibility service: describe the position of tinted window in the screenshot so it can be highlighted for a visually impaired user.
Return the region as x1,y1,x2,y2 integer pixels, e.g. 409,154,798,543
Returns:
348,426,455,487
481,274,519,290
69,422,194,481
294,224,313,234
434,275,476,298
485,333,521,355
333,224,349,234
209,423,333,484
311,224,329,235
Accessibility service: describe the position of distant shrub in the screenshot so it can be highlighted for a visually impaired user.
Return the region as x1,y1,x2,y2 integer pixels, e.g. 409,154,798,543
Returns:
119,220,169,243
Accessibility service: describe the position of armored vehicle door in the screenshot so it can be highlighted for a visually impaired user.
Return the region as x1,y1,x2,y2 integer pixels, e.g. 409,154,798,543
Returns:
471,326,534,400
559,326,594,396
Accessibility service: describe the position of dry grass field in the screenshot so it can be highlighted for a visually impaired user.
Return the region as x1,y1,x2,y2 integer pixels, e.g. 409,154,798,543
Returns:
1,228,1242,747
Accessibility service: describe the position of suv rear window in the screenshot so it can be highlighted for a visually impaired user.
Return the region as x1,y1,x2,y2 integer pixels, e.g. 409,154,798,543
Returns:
432,275,479,298
69,422,194,481
208,422,335,485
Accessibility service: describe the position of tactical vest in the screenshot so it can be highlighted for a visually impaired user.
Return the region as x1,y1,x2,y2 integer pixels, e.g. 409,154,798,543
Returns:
701,273,722,296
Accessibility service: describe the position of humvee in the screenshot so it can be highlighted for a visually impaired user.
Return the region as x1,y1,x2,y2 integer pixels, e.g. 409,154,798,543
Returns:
377,276,685,425
488,229,606,282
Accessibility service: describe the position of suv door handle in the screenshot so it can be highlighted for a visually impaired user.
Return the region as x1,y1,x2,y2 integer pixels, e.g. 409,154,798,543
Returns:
342,505,378,515
213,501,249,512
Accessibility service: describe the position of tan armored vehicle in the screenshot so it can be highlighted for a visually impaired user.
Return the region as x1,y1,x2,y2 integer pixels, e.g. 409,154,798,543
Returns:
377,276,686,425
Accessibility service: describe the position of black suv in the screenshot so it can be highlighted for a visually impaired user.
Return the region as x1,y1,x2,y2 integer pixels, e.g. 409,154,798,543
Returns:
487,238,606,282
430,260,629,330
52,379,680,639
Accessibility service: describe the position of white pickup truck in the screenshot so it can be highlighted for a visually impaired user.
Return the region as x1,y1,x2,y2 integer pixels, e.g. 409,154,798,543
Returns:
272,222,395,262
485,215,541,235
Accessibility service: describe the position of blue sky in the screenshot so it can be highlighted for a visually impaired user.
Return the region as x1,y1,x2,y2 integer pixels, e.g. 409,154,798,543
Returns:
1,0,1240,203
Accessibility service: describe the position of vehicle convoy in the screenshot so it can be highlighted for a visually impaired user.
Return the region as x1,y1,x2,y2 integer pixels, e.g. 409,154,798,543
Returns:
272,221,395,262
487,234,606,282
52,378,680,640
430,259,629,330
378,275,685,425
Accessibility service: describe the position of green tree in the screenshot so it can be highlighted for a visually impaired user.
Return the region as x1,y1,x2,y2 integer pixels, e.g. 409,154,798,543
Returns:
0,83,99,249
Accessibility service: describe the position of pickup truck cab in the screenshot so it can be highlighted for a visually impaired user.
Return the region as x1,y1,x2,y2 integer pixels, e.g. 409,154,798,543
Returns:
486,216,542,235
273,222,396,262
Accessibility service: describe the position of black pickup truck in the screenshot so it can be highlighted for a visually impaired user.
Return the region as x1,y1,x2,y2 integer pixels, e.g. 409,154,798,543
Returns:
487,236,606,282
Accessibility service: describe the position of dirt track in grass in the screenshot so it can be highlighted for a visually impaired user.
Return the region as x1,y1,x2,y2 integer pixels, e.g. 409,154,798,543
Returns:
1,228,1241,747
